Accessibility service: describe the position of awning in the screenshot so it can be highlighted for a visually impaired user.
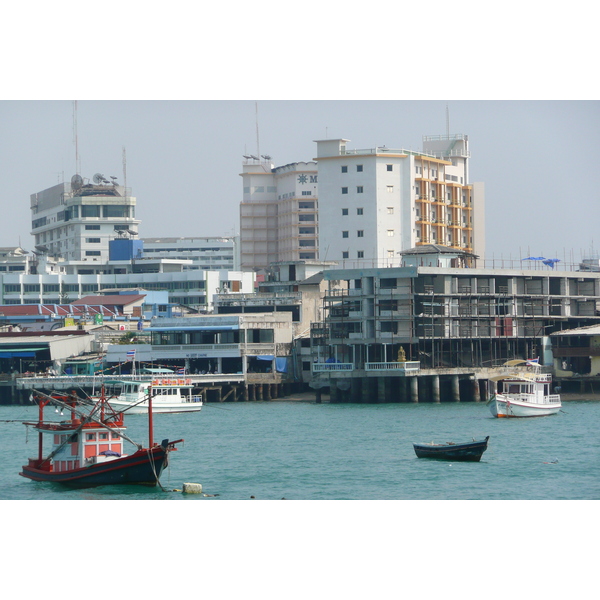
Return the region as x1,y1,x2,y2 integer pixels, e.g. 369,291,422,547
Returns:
0,351,37,358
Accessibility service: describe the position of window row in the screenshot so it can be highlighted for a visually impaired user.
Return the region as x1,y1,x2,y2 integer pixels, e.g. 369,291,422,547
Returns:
341,187,363,194
341,164,394,173
342,251,365,259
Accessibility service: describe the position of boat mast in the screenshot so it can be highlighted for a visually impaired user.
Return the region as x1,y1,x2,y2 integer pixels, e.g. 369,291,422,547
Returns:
148,384,153,448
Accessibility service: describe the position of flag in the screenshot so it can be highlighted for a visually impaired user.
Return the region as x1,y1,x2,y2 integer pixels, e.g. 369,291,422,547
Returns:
176,367,186,374
126,350,136,361
526,358,539,366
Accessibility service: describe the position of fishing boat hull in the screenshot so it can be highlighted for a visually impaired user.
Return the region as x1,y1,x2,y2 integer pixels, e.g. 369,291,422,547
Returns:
20,442,173,488
488,394,561,418
413,436,489,462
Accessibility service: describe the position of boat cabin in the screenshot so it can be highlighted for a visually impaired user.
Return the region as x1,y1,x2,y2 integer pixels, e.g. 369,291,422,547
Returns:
49,424,126,472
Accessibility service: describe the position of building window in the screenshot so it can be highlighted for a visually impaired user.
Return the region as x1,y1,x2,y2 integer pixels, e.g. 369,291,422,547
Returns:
341,166,348,173
357,165,363,172
357,251,364,258
387,207,394,214
342,251,349,259
86,238,101,243
85,225,101,230
357,208,363,215
342,187,348,194
387,164,393,171
301,191,312,196
342,231,349,238
387,250,394,258
387,186,394,193
357,230,364,238
357,186,363,193
85,251,101,256
387,230,394,236
342,208,348,216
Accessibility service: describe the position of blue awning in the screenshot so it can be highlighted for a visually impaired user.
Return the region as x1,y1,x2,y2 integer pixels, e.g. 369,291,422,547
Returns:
0,351,37,358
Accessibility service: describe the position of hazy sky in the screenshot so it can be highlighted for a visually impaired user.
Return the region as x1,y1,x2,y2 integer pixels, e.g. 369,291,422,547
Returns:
1,100,597,261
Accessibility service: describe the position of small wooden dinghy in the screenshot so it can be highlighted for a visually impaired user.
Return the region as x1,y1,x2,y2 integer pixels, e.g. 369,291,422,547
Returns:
413,436,489,462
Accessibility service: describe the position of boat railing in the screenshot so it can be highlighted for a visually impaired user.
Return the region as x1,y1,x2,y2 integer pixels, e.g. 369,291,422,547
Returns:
502,392,560,405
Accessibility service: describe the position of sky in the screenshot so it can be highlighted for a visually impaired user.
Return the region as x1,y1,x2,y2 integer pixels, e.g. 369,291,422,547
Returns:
0,99,598,263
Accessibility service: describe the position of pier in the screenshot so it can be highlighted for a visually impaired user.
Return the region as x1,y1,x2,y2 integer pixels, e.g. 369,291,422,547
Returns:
2,372,298,405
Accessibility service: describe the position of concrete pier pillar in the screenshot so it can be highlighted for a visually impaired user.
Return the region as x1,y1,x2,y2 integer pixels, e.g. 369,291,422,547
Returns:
377,378,386,403
471,379,480,402
452,376,460,402
330,380,340,403
315,389,322,404
410,377,419,403
399,377,407,403
362,378,371,403
432,375,440,403
351,378,361,403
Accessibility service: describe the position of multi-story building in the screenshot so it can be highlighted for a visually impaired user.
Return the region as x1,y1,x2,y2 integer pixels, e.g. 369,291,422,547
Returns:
314,134,484,267
140,236,240,271
0,268,255,312
240,158,318,270
30,175,138,262
312,247,600,373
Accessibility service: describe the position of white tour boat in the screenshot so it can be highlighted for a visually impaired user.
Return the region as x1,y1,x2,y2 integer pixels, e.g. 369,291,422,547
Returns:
99,378,203,414
487,361,561,418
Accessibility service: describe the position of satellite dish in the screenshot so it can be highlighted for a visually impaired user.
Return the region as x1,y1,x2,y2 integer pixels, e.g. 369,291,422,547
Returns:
71,174,83,189
93,173,105,184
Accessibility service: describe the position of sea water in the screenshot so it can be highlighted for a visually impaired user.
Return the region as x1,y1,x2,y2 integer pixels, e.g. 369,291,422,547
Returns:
2,397,599,500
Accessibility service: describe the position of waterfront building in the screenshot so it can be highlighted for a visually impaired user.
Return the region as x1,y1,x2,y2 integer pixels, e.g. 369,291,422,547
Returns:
0,268,255,312
550,324,600,381
240,158,318,270
140,236,240,271
30,176,138,262
314,135,484,267
312,247,600,370
105,313,294,378
214,260,345,383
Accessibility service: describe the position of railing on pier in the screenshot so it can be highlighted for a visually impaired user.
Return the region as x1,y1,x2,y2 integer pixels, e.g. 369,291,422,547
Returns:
312,363,354,372
365,361,420,373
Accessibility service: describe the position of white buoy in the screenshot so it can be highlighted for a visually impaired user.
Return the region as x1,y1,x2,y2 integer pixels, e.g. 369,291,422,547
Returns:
182,482,203,494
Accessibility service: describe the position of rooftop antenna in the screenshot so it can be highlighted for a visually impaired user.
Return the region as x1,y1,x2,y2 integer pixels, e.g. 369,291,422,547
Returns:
255,101,260,161
73,100,81,175
122,146,127,200
446,104,449,138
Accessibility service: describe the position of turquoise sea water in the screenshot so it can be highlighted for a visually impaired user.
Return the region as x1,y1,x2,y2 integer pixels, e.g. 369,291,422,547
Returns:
2,397,599,500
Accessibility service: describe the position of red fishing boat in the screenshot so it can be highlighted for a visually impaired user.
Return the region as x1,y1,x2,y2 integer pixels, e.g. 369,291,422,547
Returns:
20,386,183,488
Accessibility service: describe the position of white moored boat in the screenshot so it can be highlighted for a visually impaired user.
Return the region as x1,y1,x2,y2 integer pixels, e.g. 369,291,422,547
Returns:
100,378,203,414
487,361,561,418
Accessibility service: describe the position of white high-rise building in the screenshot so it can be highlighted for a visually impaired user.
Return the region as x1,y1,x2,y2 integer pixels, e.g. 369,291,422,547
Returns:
315,135,484,266
240,158,318,271
30,175,139,262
